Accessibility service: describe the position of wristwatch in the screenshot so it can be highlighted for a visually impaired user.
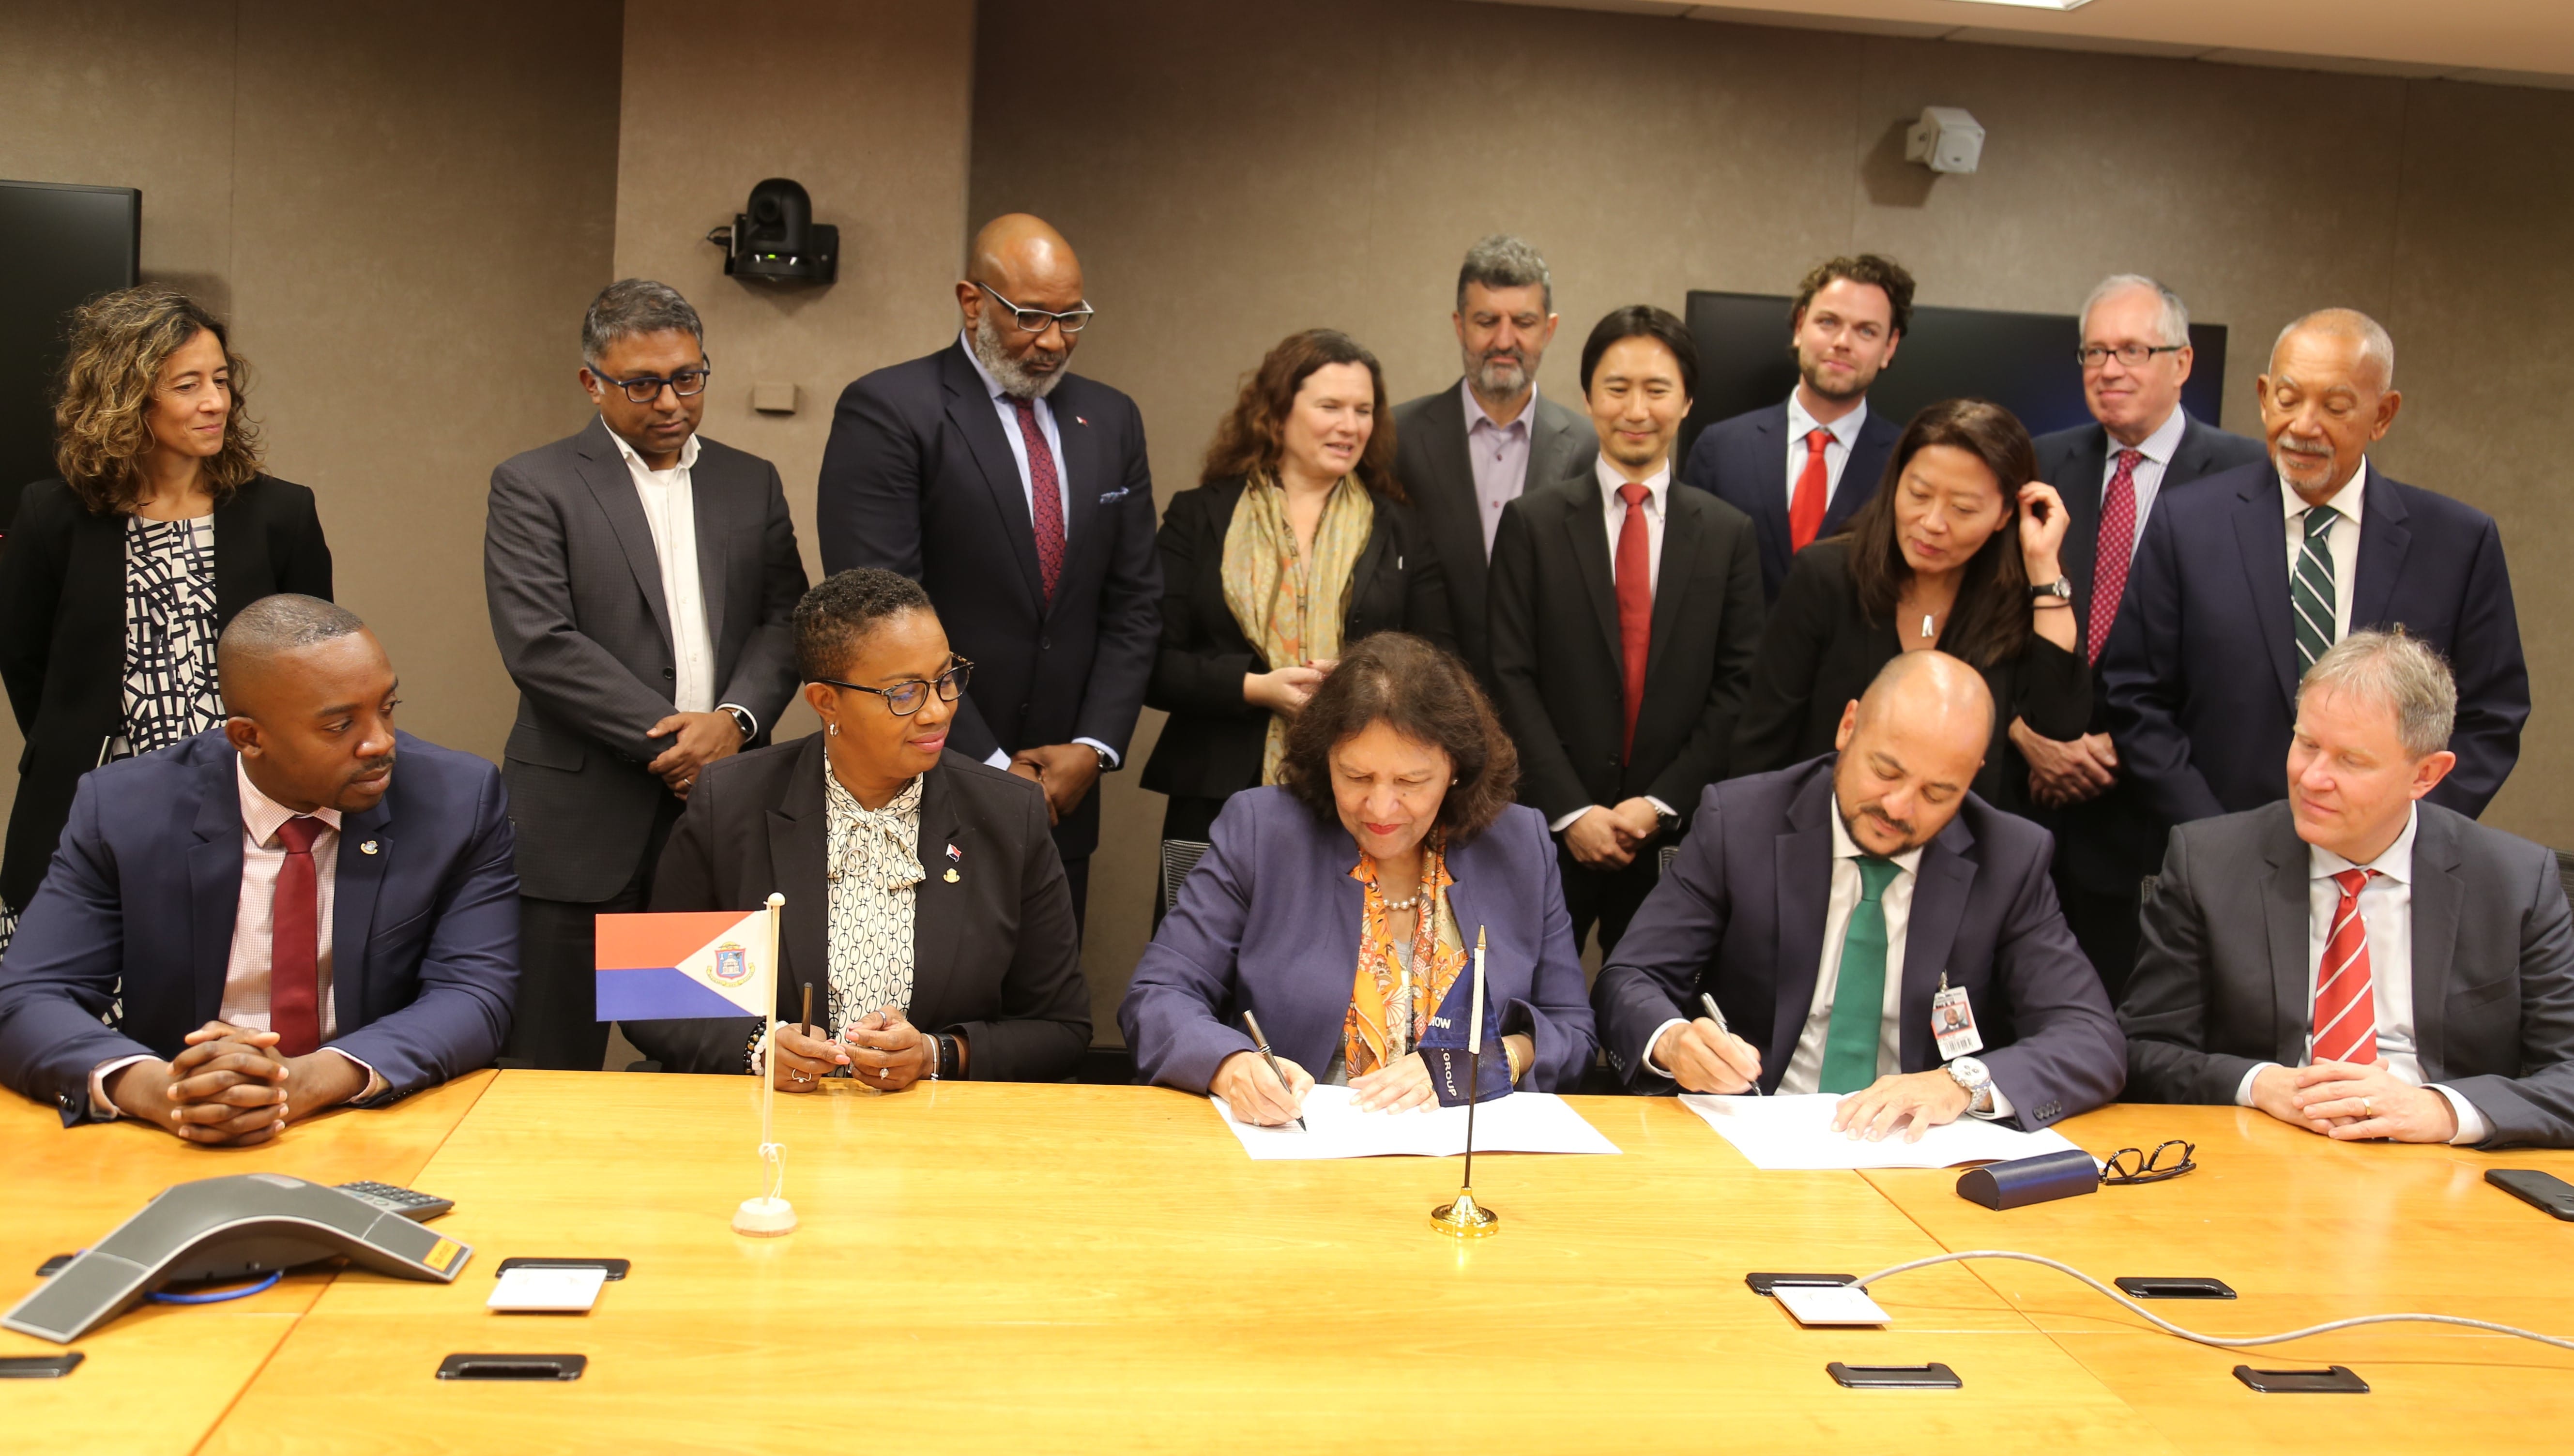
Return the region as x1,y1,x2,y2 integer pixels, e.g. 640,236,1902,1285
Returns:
2029,577,2072,604
1089,743,1115,773
1945,1055,1995,1114
719,704,756,742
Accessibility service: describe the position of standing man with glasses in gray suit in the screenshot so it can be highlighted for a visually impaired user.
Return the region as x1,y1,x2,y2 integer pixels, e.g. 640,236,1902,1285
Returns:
483,279,809,1069
1391,236,1595,698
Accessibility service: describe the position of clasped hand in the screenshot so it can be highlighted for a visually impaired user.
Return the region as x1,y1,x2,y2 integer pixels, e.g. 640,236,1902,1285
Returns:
2250,1059,2458,1143
105,1020,364,1146
767,1009,937,1093
1007,743,1103,826
1565,798,1662,869
646,710,745,798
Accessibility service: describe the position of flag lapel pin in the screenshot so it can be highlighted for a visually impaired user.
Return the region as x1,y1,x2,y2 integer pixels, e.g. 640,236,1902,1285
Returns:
944,843,962,883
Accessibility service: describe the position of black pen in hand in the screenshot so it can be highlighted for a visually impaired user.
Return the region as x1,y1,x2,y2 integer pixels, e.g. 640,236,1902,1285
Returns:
1702,992,1764,1096
1240,1010,1307,1132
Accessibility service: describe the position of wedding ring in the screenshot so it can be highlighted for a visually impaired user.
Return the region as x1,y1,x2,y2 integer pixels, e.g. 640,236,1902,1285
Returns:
878,1066,890,1079
2362,1097,2374,1117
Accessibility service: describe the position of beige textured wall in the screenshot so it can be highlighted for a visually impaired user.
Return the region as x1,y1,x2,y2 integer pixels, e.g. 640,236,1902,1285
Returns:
0,0,623,808
968,0,2574,1031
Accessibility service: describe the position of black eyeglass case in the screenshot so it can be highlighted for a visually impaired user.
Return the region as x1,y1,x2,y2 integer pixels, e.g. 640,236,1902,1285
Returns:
1955,1149,2101,1210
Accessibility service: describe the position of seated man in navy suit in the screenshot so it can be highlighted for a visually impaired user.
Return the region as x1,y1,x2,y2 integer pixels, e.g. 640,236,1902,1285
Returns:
1594,652,2124,1138
0,595,518,1141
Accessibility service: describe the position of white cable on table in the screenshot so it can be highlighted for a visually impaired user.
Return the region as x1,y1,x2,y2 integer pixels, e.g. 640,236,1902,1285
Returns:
1853,1250,2574,1352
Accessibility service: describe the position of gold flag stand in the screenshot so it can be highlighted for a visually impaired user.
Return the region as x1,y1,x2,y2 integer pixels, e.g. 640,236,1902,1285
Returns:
1432,925,1500,1238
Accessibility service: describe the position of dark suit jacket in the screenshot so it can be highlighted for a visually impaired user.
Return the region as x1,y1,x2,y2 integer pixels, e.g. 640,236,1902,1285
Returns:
1731,540,2090,815
1390,382,1594,694
483,419,807,903
1680,400,1901,603
2120,801,2574,1149
1593,756,2126,1128
1488,466,1765,827
815,341,1161,861
0,475,332,910
2102,461,2528,831
1119,787,1595,1093
1141,475,1455,803
2027,414,2265,892
0,730,519,1126
623,738,1090,1083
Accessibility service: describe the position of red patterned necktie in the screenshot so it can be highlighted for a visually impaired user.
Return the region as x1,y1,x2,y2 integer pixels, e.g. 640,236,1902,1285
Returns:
2085,449,2144,665
270,816,326,1057
1615,483,1653,763
1006,395,1065,602
1787,428,1832,553
2311,867,2380,1065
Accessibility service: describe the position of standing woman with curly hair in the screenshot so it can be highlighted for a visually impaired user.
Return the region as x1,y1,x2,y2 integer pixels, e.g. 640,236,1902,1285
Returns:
1141,329,1453,850
0,287,332,948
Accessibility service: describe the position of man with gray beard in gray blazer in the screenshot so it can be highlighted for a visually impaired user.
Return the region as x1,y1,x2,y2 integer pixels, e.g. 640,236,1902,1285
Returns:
483,279,807,1069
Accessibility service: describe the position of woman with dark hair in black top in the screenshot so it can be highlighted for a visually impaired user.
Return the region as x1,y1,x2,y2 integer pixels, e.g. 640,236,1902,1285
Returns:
1731,397,2084,813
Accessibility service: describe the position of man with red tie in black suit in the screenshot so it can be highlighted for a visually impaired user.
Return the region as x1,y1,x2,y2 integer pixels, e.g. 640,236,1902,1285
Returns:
2015,276,2263,1001
816,214,1162,929
1489,306,1765,956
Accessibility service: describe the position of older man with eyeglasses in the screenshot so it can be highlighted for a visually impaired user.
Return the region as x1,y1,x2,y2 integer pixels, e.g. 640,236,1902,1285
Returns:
483,278,808,1070
817,213,1161,933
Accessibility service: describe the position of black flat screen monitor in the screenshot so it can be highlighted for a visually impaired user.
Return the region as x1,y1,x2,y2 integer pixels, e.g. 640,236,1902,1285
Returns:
1,180,141,527
1678,289,2228,465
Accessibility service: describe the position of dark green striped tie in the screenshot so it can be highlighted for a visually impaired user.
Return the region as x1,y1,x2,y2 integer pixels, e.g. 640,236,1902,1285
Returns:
2292,505,2339,673
1819,856,1904,1094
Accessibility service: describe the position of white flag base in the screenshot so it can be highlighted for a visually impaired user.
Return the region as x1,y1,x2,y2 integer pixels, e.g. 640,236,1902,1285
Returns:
732,1196,798,1236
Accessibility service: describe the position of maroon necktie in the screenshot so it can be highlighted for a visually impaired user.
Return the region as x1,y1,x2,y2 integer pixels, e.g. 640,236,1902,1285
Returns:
1006,396,1066,602
1615,483,1653,763
270,816,325,1057
2085,449,2143,665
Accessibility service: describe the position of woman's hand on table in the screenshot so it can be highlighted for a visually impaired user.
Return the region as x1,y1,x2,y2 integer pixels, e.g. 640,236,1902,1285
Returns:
845,1010,935,1091
1214,1049,1311,1124
768,1023,848,1092
1350,1051,1435,1113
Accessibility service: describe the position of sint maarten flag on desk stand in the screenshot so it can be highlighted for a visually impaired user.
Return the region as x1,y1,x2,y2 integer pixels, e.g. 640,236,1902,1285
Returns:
594,910,773,1021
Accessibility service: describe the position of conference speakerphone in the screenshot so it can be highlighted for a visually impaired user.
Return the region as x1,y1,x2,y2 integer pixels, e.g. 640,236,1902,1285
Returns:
2,1174,469,1345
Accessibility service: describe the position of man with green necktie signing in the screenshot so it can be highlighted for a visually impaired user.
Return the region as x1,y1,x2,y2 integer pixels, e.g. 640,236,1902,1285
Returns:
1593,652,2126,1139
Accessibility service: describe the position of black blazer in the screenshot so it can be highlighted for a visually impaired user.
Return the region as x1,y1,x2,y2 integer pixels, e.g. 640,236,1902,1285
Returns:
1731,540,2090,816
624,737,1092,1083
1390,382,1594,694
2102,462,2527,830
1488,466,1765,827
0,475,331,910
1680,400,1901,603
2029,413,2264,894
2121,801,2574,1149
1594,756,2126,1127
815,341,1162,862
1140,476,1455,803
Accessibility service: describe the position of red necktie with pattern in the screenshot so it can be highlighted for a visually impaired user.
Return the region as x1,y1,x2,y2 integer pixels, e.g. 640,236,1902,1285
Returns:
2085,449,2144,665
1615,482,1653,763
2311,867,2380,1065
1006,395,1065,603
270,815,326,1057
1787,428,1832,554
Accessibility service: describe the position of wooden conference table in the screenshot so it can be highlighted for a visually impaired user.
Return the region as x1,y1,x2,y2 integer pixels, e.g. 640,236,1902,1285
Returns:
6,1073,2570,1455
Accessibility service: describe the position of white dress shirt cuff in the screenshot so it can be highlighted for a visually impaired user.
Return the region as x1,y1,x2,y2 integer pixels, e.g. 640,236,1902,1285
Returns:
1550,806,1591,834
1640,1017,1691,1079
2235,1063,2277,1107
328,1048,389,1105
1968,1085,2016,1121
1073,737,1121,770
2432,1084,2491,1145
88,1054,158,1119
985,748,1013,771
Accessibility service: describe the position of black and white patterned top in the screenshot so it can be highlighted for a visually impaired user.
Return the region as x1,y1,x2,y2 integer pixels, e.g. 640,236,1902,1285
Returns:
112,514,223,761
823,768,924,1030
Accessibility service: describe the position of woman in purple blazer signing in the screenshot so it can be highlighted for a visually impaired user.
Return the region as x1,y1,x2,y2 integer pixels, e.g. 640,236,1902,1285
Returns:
1121,631,1596,1125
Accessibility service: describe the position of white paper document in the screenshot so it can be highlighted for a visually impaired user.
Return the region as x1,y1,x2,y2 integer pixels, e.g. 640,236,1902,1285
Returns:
1210,1085,1621,1160
1678,1092,2079,1170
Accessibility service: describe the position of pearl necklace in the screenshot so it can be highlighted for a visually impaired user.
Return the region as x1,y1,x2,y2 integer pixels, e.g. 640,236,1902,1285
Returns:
1382,891,1421,911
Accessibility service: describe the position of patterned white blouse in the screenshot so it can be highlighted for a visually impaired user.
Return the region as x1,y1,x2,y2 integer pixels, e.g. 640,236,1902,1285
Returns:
112,514,224,760
822,767,925,1031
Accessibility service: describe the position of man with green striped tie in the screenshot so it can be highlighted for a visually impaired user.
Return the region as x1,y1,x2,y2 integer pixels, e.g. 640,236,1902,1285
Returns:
1594,652,2127,1138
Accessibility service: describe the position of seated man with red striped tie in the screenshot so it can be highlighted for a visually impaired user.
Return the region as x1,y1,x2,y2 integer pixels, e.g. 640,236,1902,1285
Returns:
2121,630,2574,1147
0,594,520,1143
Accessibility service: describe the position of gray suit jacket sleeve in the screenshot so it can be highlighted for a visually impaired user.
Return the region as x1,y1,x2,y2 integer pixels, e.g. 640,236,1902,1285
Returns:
714,456,809,732
483,455,676,764
2444,845,2574,1149
2118,824,2260,1104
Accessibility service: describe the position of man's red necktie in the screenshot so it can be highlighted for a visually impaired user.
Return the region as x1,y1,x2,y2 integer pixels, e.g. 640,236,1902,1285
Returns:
1615,482,1653,763
1006,395,1066,603
1787,428,1832,553
2085,449,2144,665
2311,867,2380,1066
270,816,325,1057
